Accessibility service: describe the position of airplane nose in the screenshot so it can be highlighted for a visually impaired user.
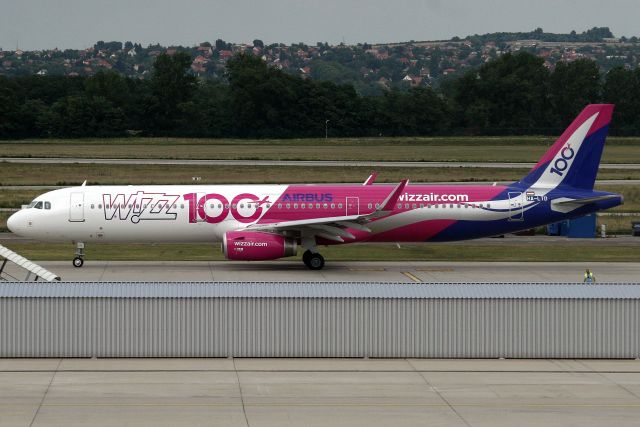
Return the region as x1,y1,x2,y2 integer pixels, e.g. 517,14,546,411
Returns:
6,211,19,234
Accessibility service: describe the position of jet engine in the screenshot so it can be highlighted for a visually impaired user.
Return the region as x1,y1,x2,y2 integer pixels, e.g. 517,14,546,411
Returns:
222,231,297,261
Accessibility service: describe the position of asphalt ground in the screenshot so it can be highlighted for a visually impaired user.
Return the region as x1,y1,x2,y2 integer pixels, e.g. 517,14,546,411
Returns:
3,157,640,169
2,358,640,427
0,260,636,283
2,179,640,190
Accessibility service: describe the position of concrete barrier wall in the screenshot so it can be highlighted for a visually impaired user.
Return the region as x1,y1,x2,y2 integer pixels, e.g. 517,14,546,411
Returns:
1,297,638,358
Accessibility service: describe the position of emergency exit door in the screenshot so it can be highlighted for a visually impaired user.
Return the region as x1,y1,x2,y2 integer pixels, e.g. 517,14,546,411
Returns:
69,192,85,222
508,192,524,221
346,197,359,215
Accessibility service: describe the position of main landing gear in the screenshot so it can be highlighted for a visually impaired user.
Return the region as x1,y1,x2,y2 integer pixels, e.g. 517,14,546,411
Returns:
72,242,85,268
302,250,325,270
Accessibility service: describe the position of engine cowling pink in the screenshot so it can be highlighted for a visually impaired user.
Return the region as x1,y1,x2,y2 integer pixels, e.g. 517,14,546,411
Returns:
222,231,297,261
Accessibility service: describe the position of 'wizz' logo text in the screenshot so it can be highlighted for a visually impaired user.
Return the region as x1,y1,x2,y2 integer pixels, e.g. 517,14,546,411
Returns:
103,192,180,223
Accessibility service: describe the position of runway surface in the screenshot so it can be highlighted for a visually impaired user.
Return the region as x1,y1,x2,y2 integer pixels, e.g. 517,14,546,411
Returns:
8,260,639,283
3,358,640,426
2,157,640,169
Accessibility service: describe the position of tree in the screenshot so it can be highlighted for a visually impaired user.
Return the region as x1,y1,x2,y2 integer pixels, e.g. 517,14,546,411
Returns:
215,39,230,51
0,76,20,137
145,52,197,132
603,67,640,133
451,52,550,133
549,59,601,126
253,39,264,49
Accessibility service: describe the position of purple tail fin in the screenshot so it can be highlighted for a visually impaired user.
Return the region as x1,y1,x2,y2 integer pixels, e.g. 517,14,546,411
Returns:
520,104,614,190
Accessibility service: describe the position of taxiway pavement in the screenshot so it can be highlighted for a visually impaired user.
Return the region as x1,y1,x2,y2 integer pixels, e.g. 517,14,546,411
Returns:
8,260,639,283
3,157,640,169
2,358,640,426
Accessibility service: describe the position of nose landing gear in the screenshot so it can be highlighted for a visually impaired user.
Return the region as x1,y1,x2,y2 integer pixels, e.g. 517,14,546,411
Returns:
73,242,85,268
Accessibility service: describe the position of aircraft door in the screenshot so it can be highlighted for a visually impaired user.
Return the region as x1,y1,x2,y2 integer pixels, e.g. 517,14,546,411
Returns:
346,197,359,215
508,192,524,221
196,192,206,222
69,192,85,222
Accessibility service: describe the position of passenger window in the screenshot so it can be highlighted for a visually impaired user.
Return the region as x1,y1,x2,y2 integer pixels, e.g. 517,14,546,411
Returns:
240,204,244,208
450,204,454,209
301,203,306,209
278,203,282,209
368,203,373,209
316,203,320,209
294,203,298,209
419,204,424,208
331,203,335,209
323,203,328,209
180,204,184,209
404,204,409,209
232,204,237,209
375,203,380,209
338,203,343,209
45,202,52,210
286,204,290,209
397,203,402,209
412,204,417,209
90,204,94,209
98,204,102,209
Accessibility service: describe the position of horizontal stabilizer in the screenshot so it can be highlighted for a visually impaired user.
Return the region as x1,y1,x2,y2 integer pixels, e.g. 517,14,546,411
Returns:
553,195,619,206
551,194,620,213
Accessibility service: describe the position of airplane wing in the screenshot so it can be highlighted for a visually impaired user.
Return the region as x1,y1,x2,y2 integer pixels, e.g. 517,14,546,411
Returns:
244,179,408,242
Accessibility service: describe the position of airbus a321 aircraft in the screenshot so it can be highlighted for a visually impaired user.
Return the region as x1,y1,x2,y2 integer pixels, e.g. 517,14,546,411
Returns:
7,104,623,270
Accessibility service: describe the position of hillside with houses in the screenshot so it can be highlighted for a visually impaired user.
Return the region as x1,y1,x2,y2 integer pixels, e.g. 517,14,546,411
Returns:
1,27,639,94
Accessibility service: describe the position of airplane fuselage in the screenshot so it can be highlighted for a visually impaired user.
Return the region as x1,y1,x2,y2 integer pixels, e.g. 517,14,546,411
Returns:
8,182,621,244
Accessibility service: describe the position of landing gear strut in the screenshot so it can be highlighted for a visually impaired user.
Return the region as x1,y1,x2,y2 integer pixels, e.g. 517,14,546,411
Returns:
302,250,325,270
73,242,85,268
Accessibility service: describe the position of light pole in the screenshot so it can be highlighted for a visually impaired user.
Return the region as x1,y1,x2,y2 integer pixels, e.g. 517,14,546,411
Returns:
325,119,330,140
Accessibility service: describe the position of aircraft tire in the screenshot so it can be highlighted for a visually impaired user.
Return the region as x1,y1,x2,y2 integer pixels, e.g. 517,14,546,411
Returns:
72,257,84,268
308,253,325,270
302,250,312,267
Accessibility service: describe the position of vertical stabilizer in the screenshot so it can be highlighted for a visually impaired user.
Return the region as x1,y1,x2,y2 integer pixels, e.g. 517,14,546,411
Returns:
520,104,614,190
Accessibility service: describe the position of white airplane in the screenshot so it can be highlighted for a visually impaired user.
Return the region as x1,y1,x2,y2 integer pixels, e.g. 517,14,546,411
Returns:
6,105,623,270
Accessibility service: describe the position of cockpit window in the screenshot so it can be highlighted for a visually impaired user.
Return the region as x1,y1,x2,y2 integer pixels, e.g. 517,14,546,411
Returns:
44,202,51,210
27,201,37,208
34,201,43,209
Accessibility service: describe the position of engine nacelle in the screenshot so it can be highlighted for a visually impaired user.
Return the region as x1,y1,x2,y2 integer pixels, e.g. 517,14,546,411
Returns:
222,231,297,261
